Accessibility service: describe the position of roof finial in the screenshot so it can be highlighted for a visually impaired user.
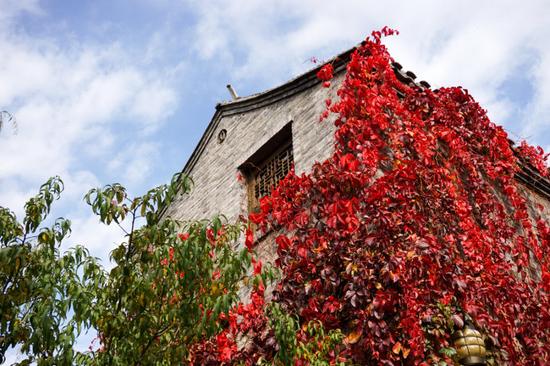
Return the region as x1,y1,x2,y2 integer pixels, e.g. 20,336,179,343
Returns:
226,84,239,100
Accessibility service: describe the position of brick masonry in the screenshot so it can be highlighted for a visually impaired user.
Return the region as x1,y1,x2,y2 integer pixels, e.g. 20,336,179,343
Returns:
164,73,343,224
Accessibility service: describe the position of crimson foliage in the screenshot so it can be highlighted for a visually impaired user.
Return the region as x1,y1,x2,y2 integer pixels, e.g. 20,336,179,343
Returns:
193,29,550,365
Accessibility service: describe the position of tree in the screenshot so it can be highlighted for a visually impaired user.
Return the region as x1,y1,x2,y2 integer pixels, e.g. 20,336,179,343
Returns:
80,174,273,365
0,173,273,365
1,177,102,365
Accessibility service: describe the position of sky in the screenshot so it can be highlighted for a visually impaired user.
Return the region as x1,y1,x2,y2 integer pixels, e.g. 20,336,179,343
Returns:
1,0,550,360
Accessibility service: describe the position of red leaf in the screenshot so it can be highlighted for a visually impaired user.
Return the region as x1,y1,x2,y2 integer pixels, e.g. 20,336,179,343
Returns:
316,64,334,81
245,228,254,251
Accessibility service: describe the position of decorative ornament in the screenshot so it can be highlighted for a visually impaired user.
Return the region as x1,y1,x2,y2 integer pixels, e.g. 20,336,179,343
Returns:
453,324,487,365
218,129,227,144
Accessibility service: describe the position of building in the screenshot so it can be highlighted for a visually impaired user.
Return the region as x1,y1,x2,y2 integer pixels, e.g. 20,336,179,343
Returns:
163,47,550,266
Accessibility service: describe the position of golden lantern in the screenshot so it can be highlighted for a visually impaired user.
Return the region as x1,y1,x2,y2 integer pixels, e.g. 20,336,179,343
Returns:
453,324,486,365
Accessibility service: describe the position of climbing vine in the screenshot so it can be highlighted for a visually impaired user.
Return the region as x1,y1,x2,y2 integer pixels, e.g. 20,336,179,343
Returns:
192,28,550,365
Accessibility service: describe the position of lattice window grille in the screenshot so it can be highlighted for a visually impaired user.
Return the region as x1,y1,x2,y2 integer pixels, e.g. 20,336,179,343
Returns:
254,144,293,200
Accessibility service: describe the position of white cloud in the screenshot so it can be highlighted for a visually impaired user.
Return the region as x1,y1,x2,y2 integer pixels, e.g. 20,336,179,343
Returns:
0,7,180,351
130,80,178,127
0,0,42,25
185,0,550,145
107,141,160,187
67,212,125,268
522,46,550,139
0,3,179,264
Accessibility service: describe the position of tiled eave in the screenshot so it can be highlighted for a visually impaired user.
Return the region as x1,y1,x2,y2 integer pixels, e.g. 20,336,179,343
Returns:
515,160,550,200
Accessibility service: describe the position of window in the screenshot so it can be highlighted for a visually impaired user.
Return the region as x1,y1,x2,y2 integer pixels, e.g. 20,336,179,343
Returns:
253,142,293,201
239,123,293,212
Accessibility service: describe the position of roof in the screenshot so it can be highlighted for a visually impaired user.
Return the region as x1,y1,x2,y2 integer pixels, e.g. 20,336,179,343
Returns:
176,45,550,202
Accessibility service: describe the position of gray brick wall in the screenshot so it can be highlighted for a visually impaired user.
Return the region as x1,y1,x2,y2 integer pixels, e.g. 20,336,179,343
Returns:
164,73,343,223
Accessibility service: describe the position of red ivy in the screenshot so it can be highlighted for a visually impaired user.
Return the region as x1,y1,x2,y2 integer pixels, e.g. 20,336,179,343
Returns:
516,140,550,177
254,28,548,365
190,28,550,365
316,64,334,82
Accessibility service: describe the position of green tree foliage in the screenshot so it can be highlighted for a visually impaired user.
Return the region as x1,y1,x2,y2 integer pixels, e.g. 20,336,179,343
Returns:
266,305,349,366
82,174,256,365
0,173,259,365
1,177,103,365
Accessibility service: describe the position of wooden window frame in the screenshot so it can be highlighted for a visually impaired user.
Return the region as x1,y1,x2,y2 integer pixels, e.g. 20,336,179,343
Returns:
239,123,293,213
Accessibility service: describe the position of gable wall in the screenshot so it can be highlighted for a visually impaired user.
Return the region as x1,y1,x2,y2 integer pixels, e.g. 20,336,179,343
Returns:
164,73,344,222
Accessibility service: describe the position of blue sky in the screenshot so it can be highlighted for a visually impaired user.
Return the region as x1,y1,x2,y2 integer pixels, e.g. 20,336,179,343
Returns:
2,0,550,276
1,0,550,358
